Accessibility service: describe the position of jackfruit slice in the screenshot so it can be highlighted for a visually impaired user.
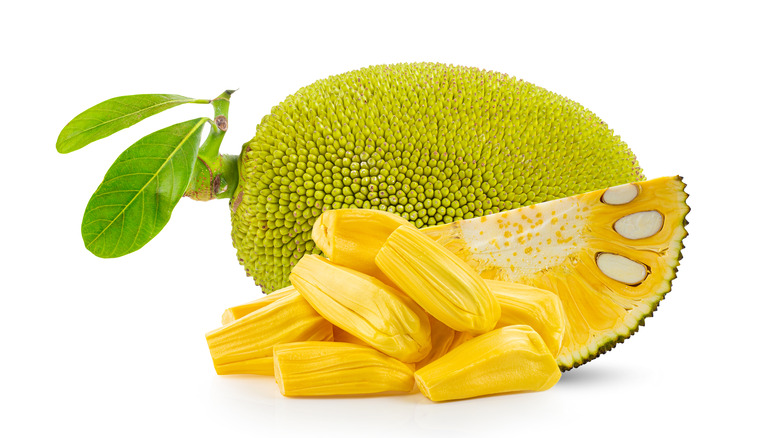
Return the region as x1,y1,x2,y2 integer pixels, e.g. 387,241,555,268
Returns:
421,176,689,370
231,62,644,292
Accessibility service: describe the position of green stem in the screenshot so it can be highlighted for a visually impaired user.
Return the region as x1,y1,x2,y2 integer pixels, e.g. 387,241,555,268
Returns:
216,154,239,200
198,90,235,163
184,90,240,201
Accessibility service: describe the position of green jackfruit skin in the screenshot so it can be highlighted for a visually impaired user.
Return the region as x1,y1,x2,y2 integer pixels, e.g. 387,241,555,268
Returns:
231,63,644,293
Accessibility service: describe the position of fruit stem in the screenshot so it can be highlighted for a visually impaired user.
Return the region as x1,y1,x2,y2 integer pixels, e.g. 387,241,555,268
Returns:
216,154,239,200
184,90,240,201
198,90,235,163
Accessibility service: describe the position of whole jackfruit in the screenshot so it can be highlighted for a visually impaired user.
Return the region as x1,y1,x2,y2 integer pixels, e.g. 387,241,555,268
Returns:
230,63,644,292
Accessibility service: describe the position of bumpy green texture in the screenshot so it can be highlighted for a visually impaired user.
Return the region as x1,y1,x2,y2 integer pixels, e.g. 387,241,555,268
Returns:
231,63,644,292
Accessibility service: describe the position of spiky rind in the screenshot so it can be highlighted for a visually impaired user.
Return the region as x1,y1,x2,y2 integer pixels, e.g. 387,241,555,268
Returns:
231,62,644,292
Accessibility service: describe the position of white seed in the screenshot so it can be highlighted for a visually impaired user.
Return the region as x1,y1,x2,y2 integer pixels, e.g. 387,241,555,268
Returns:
596,253,647,285
614,211,664,240
602,183,639,205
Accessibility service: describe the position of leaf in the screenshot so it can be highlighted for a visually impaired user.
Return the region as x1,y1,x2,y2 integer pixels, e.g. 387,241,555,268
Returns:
56,94,205,153
81,118,209,258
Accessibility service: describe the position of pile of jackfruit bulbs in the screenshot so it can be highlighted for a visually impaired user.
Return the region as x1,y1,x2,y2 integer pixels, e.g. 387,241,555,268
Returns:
207,209,565,402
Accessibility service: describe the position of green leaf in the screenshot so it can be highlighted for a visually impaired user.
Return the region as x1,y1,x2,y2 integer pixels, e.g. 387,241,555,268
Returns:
81,118,209,258
56,94,207,153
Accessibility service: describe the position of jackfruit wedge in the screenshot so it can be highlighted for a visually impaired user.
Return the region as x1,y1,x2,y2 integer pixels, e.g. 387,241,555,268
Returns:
421,176,689,370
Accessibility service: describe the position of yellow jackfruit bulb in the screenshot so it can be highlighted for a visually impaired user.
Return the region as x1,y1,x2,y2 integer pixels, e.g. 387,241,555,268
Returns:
273,342,416,397
375,225,501,335
487,280,566,357
289,254,432,362
414,325,561,402
415,316,456,369
206,291,333,375
311,209,411,284
220,285,296,325
448,331,474,353
332,326,370,346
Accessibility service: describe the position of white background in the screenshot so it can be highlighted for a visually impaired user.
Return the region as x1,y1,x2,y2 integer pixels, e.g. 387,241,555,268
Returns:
3,1,778,436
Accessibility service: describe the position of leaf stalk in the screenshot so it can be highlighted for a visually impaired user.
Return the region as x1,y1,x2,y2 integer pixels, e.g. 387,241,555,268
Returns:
184,90,240,201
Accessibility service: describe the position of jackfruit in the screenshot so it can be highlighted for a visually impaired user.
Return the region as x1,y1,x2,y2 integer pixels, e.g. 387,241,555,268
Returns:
414,316,456,369
206,291,333,375
289,254,431,362
311,208,410,285
414,325,561,402
488,279,566,357
273,342,416,397
220,285,296,325
230,62,644,292
448,331,474,353
421,176,689,370
332,325,370,346
375,225,501,335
